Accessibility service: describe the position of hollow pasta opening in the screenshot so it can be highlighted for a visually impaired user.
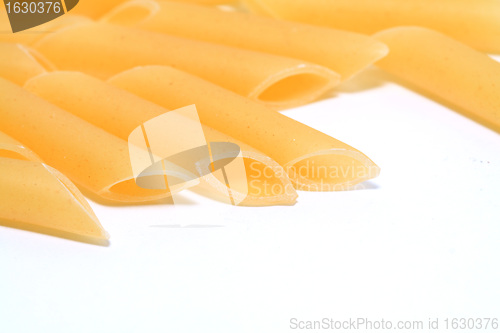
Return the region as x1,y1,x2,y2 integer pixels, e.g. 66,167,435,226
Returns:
243,158,290,199
0,149,30,160
198,152,297,206
285,149,380,191
107,178,171,199
258,73,332,104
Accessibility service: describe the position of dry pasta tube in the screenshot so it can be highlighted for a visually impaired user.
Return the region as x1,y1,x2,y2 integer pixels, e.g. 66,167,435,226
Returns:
0,77,172,203
102,0,388,81
70,0,130,19
33,22,340,110
0,132,108,241
173,0,236,5
374,27,500,132
0,129,42,161
25,71,297,206
108,66,380,190
0,10,92,45
0,42,55,85
0,158,109,241
71,0,237,18
242,0,500,54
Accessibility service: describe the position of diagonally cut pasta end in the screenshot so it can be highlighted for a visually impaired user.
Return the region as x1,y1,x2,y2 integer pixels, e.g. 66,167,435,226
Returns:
341,40,390,81
0,156,109,242
42,163,110,240
284,148,381,191
97,176,175,204
249,64,341,110
16,44,57,72
196,150,298,206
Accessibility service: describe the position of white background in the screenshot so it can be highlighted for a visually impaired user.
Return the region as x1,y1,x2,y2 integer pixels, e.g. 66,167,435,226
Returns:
1,57,499,332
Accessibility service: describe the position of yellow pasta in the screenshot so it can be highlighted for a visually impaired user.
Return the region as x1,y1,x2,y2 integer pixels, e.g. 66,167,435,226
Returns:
0,132,108,241
108,66,380,191
374,27,500,132
0,9,92,45
102,0,388,81
0,42,54,85
71,0,236,18
70,0,130,19
0,158,109,241
0,77,172,203
33,22,340,109
24,71,298,206
0,129,42,162
242,0,500,54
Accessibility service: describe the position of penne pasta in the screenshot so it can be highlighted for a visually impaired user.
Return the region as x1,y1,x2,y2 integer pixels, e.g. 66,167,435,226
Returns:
0,129,42,162
0,10,92,45
0,158,109,240
70,0,130,19
0,131,108,241
0,42,54,85
33,22,340,110
242,0,500,54
102,0,388,81
70,0,235,18
108,66,380,191
25,71,298,206
0,77,172,203
374,27,500,132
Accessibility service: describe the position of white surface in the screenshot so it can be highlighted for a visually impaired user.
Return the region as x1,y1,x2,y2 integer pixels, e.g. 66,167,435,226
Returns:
1,62,500,333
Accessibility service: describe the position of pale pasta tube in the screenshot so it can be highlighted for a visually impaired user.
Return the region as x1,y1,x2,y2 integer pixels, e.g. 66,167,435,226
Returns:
108,66,380,190
71,0,235,18
33,22,340,109
374,27,500,132
0,42,54,85
0,132,108,241
70,0,130,18
242,0,500,54
0,129,42,162
0,10,92,45
0,158,109,240
25,71,297,205
102,0,388,81
0,77,172,203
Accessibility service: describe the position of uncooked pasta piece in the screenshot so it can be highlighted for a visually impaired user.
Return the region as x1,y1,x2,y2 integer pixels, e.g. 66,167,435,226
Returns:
0,43,54,85
0,131,108,240
102,0,388,81
0,77,172,203
374,27,500,132
71,0,235,18
175,0,235,5
202,126,297,205
0,130,42,161
108,66,380,190
33,22,340,109
0,10,92,45
70,0,130,18
25,71,297,205
0,158,109,240
242,0,500,54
